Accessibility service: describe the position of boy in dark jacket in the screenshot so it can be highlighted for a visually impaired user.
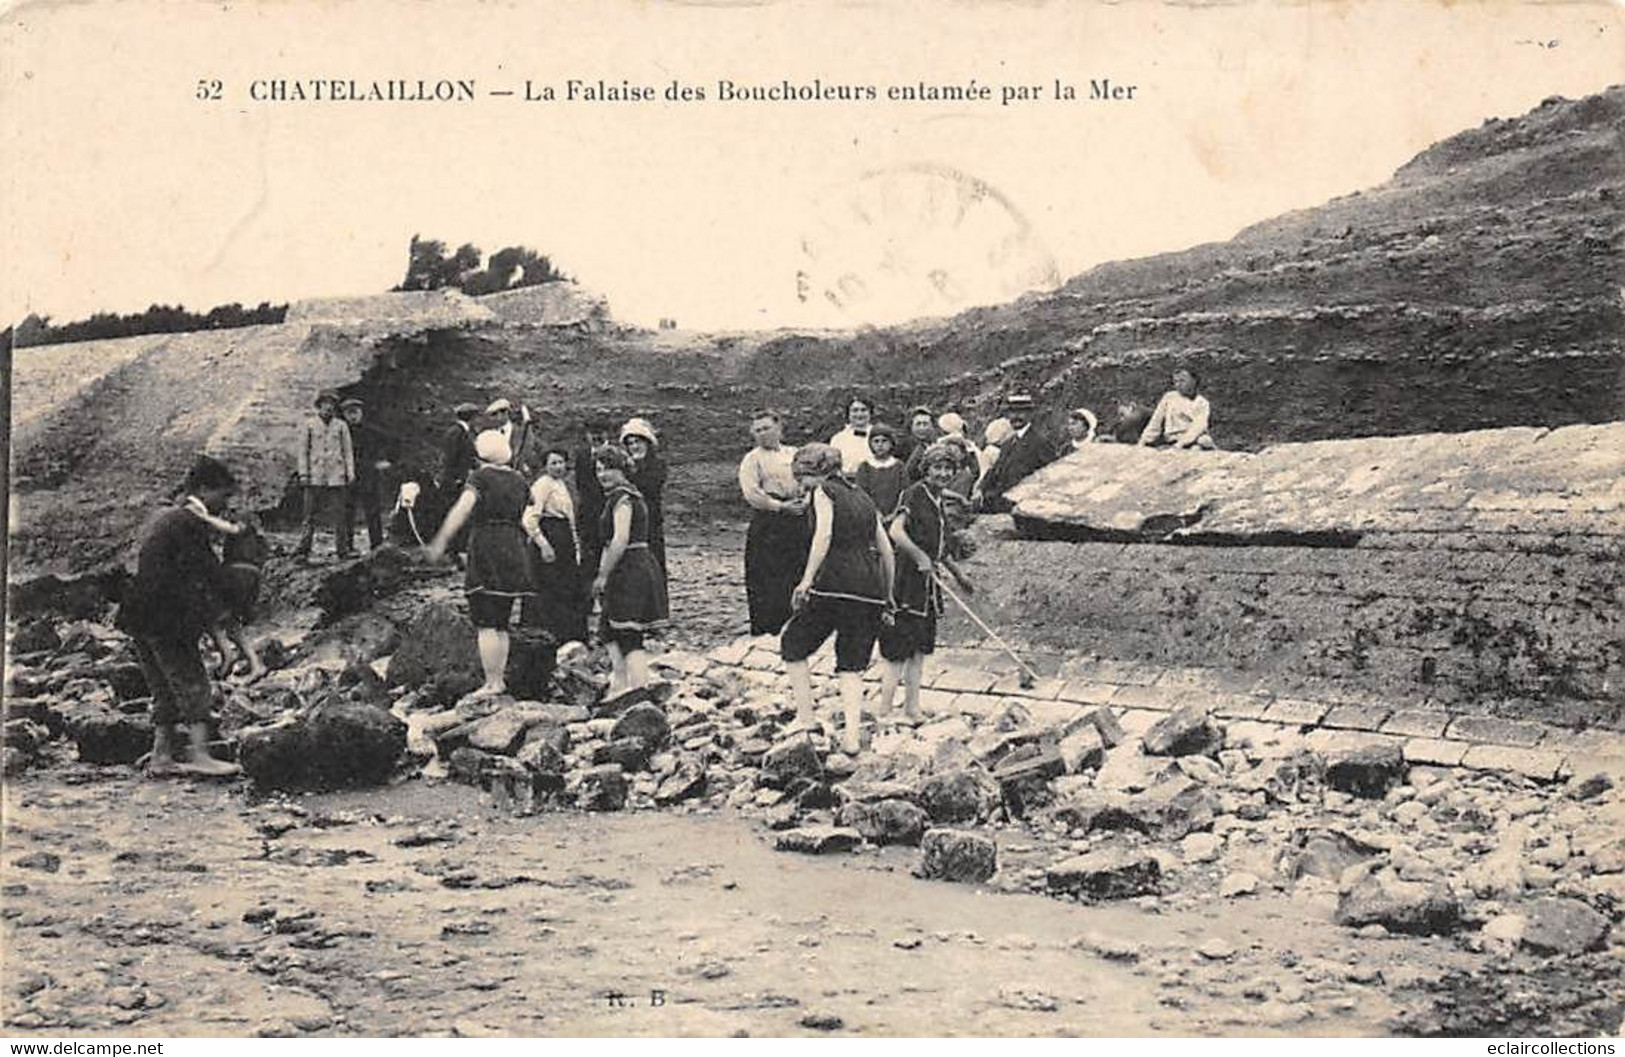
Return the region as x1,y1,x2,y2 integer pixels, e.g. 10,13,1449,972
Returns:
115,456,243,777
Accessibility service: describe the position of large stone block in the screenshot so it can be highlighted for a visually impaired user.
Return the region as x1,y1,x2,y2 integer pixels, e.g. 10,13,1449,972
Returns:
239,698,407,790
916,829,997,883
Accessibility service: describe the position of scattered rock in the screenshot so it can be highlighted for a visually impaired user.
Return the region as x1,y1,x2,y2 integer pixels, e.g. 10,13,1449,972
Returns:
763,736,824,785
1181,832,1222,864
1046,848,1161,901
654,766,709,805
11,619,62,655
575,764,629,811
1335,870,1462,935
1284,828,1385,881
1070,931,1142,962
516,726,569,776
1095,743,1173,793
1141,705,1224,758
1567,773,1614,802
1520,898,1610,956
1196,937,1236,960
838,799,928,846
1219,872,1259,898
71,710,153,765
1478,913,1528,957
447,747,504,787
998,987,1060,1012
593,737,652,772
798,1011,844,1031
917,769,995,824
383,602,481,690
611,702,671,756
1325,743,1406,799
995,745,1066,817
239,698,407,790
1059,725,1106,774
916,829,998,883
775,826,861,855
13,852,61,873
1084,706,1126,748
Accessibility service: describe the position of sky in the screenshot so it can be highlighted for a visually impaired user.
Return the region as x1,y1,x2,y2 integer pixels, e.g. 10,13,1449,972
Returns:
1,0,1620,332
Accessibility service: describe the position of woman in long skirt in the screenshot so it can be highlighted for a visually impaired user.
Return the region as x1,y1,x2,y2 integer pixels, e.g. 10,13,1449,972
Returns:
521,447,588,646
426,430,535,699
590,445,669,698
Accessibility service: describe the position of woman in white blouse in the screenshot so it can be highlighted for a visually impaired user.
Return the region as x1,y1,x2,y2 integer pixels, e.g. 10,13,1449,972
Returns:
521,448,588,646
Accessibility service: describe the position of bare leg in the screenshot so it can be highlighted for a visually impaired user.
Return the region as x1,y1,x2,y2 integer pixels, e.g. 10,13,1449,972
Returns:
902,655,926,721
208,628,237,679
606,642,629,698
625,648,651,692
838,671,864,755
475,628,509,694
230,625,267,682
878,659,903,716
787,659,815,728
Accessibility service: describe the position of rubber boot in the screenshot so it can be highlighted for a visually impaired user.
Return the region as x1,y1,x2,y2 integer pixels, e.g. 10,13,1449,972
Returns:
176,722,240,778
146,724,180,777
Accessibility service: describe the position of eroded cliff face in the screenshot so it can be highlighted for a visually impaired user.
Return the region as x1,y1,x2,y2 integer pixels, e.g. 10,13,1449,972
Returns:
9,90,1621,577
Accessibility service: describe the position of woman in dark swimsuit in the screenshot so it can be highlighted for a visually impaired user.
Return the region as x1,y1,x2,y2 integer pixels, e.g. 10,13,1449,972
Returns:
426,430,535,699
590,445,669,700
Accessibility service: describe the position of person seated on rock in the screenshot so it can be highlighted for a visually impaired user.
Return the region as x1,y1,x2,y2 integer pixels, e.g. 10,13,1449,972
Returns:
1066,407,1099,451
980,417,1013,474
974,393,1062,514
827,394,877,479
879,444,974,728
901,405,940,481
780,443,897,755
114,455,244,778
425,430,536,702
588,444,670,702
936,412,984,488
1099,399,1150,444
1139,369,1217,450
854,423,905,519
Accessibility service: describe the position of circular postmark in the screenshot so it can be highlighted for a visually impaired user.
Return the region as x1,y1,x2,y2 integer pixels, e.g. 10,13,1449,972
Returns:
797,163,1060,323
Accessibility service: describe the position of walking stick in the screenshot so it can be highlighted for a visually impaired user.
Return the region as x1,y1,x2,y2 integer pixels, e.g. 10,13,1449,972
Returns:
933,571,1041,689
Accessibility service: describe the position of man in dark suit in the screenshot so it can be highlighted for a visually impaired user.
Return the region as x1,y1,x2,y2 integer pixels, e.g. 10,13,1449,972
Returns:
341,397,397,553
974,392,1060,514
436,402,480,556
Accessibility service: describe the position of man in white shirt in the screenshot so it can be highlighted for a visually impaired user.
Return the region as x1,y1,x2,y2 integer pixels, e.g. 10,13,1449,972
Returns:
739,410,810,635
828,396,876,478
1139,369,1216,450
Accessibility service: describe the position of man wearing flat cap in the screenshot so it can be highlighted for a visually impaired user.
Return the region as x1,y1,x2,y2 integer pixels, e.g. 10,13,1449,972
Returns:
340,397,396,553
974,392,1060,514
294,389,356,560
486,398,535,477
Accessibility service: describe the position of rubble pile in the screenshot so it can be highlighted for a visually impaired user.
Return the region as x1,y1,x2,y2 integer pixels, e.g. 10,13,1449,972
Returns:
7,605,1623,970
